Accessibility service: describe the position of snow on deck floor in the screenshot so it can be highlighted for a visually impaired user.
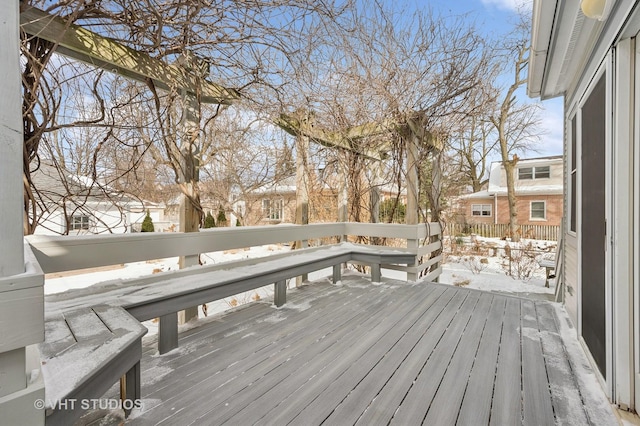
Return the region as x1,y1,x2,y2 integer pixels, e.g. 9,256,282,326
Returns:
91,274,616,426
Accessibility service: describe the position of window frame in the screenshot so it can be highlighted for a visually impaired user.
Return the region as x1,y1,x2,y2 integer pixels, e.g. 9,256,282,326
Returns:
262,198,284,221
471,203,492,217
70,214,90,231
534,165,551,179
530,201,547,221
518,167,533,180
518,166,550,180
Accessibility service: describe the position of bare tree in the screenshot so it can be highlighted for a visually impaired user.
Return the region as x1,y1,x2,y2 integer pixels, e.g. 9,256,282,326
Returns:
278,2,498,227
20,0,349,234
490,18,542,242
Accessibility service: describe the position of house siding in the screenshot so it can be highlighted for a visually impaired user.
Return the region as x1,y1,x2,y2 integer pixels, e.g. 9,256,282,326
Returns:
564,234,579,327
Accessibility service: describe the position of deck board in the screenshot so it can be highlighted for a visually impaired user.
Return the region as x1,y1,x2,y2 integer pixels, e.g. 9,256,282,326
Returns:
422,292,494,425
113,275,609,425
521,300,555,426
490,297,523,426
456,296,506,425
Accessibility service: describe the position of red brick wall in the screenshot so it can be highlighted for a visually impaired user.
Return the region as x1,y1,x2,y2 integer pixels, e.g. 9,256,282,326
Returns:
496,195,562,226
458,194,563,226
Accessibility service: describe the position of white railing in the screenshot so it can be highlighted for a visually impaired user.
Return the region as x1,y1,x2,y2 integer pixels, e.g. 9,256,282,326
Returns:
26,222,442,282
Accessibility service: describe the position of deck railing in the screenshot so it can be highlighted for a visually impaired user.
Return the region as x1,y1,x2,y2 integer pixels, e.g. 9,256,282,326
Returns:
26,222,442,282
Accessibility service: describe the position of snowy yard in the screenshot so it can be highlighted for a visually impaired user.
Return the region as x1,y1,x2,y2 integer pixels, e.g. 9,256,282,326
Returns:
439,235,557,300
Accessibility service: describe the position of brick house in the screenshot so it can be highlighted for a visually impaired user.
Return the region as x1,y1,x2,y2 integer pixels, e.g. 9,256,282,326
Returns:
235,174,408,226
456,156,563,227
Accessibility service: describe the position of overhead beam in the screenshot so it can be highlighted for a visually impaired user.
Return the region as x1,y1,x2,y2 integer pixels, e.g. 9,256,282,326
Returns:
20,5,240,105
275,114,389,161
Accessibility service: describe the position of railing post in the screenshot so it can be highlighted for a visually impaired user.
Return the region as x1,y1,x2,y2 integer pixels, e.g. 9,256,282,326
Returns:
0,3,45,424
407,237,419,282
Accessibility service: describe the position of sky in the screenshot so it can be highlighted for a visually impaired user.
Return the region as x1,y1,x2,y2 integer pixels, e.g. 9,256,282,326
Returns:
408,0,564,158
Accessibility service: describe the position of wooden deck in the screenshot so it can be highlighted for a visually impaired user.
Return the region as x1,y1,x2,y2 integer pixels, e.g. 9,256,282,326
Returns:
120,275,611,425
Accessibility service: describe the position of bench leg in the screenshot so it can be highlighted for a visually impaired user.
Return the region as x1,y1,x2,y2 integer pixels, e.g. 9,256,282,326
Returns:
274,280,286,307
333,264,341,284
371,264,381,283
545,267,553,288
159,312,178,354
120,360,141,417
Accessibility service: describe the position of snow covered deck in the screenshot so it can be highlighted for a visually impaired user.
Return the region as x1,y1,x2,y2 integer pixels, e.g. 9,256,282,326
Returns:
118,274,615,425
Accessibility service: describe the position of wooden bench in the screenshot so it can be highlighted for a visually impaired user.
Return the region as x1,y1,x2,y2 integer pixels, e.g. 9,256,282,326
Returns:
40,243,415,423
39,305,147,426
45,243,416,353
538,257,556,288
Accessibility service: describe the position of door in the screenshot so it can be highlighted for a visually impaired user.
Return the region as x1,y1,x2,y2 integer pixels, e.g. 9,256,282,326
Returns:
581,72,607,378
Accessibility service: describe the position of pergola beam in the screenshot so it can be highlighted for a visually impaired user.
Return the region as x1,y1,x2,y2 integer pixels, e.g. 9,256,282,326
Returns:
20,5,239,105
275,114,389,161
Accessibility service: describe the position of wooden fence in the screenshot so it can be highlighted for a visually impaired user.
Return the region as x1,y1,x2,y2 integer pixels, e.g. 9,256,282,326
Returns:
445,223,560,241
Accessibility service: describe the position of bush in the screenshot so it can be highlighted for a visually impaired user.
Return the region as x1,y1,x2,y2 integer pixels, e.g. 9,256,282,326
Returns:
204,212,216,228
141,210,154,232
236,218,242,227
501,241,538,281
378,198,406,223
216,207,227,226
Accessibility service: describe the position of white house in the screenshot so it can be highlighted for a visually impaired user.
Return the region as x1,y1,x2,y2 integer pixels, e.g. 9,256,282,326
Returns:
529,0,640,412
30,163,167,235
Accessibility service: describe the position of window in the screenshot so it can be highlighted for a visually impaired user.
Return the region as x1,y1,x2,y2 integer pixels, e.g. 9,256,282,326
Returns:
518,166,550,180
530,201,546,220
518,167,533,180
70,215,90,230
534,166,550,179
262,199,284,221
471,204,492,217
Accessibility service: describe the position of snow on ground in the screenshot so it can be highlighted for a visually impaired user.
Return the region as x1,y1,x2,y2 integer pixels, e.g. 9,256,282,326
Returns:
439,235,556,299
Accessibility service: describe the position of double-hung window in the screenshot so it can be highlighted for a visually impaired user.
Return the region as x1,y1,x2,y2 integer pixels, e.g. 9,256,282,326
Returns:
471,204,492,217
518,166,550,180
262,199,284,221
530,201,546,220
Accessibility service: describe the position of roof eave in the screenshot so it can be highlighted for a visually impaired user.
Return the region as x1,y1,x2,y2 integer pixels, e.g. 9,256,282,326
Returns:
527,0,559,99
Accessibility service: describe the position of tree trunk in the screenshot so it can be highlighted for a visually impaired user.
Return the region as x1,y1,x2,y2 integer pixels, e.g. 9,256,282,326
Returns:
503,157,519,242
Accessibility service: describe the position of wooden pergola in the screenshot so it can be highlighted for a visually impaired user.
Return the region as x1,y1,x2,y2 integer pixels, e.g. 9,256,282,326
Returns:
276,111,444,228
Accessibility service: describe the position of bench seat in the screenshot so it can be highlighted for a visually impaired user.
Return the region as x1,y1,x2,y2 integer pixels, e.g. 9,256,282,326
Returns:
39,305,147,426
538,257,556,288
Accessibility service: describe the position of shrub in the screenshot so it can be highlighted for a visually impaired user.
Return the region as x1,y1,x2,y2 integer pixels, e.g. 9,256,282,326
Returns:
216,206,227,226
141,210,154,232
204,212,216,228
501,241,538,281
461,256,488,275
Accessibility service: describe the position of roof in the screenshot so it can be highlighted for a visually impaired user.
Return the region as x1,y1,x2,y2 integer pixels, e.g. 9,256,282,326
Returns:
30,162,149,210
459,190,493,199
251,175,298,195
527,0,640,99
462,156,564,198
